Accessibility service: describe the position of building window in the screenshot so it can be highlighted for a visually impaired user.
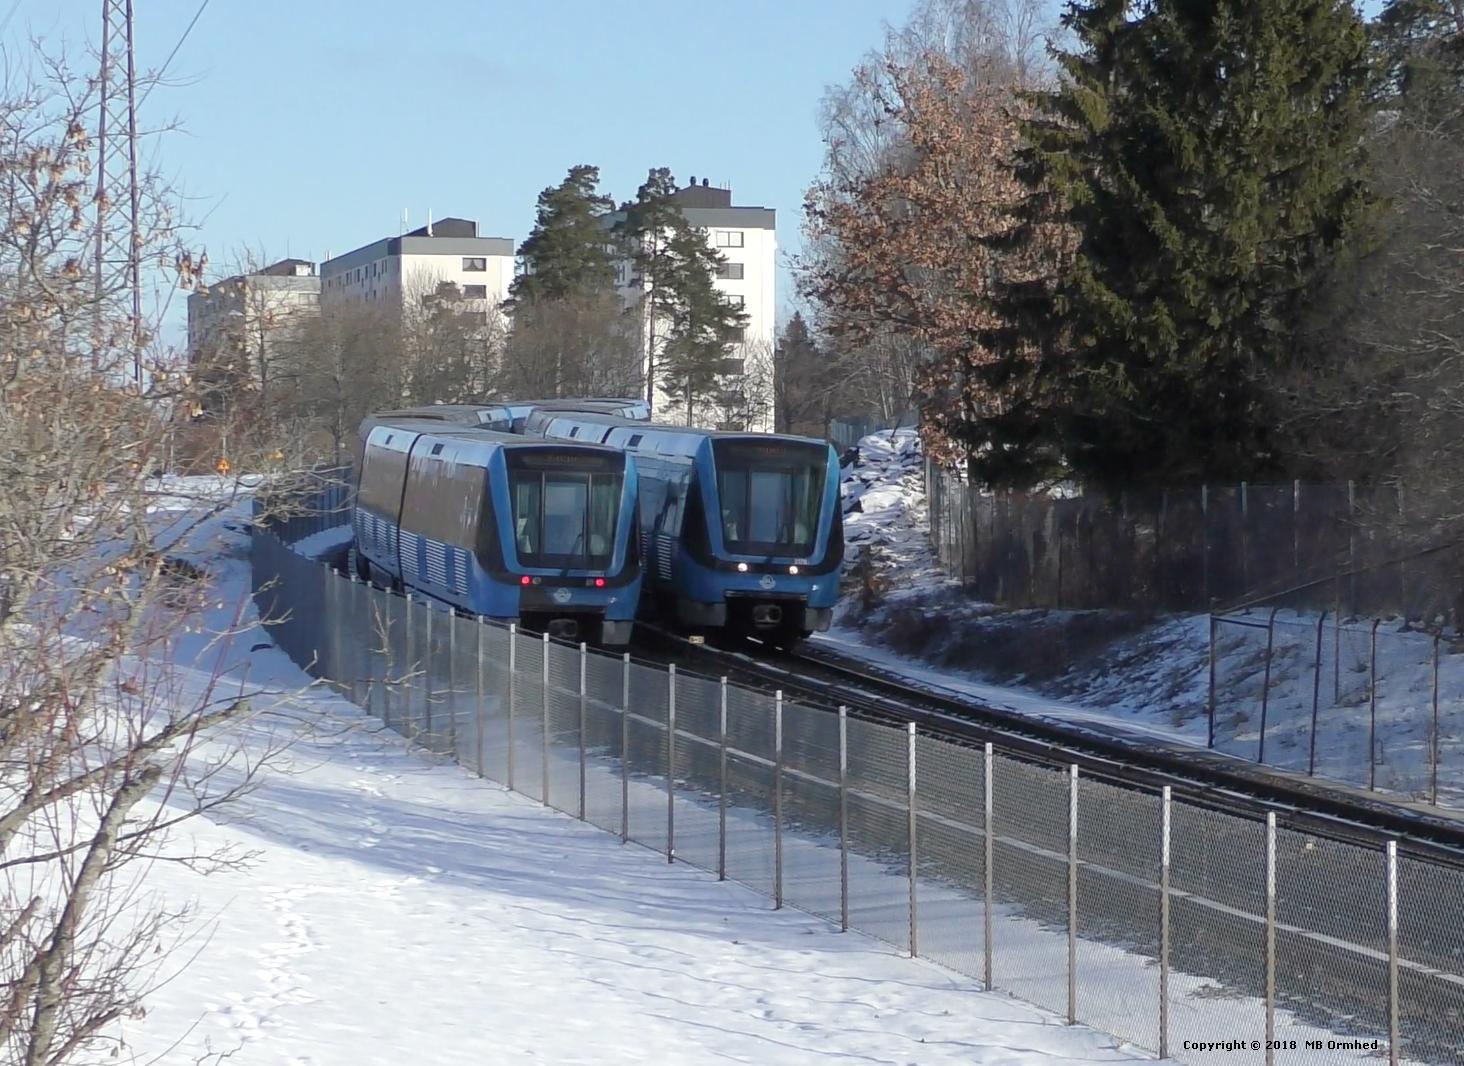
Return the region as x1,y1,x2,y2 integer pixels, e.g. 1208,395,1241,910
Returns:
726,294,745,308
730,327,745,343
463,257,487,271
463,284,487,299
715,262,745,281
715,230,744,248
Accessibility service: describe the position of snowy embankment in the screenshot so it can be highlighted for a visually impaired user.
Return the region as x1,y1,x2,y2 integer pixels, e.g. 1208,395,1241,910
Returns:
828,433,1464,808
113,487,1136,1065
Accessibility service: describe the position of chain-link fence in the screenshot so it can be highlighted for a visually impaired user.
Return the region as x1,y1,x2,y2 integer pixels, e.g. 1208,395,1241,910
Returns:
1209,608,1464,809
252,518,1464,1065
928,467,1464,620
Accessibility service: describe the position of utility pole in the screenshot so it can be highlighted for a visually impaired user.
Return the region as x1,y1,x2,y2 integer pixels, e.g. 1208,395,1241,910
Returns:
94,0,143,386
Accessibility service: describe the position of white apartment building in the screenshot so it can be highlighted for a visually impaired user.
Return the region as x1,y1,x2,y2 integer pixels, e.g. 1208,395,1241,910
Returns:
610,179,777,430
318,217,514,328
187,257,320,389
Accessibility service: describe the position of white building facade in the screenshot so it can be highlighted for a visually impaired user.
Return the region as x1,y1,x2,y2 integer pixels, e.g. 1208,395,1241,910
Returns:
319,218,514,328
611,180,776,431
186,257,321,391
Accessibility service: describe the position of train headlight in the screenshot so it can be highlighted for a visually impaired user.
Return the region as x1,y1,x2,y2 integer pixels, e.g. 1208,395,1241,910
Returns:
736,562,748,573
788,565,800,575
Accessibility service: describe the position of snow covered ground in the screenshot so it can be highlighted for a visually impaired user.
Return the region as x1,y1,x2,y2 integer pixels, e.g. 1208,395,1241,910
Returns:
107,486,1146,1065
831,432,1464,810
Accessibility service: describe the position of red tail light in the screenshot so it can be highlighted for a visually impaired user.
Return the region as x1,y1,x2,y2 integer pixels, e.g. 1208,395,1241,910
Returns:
594,578,606,588
520,575,531,586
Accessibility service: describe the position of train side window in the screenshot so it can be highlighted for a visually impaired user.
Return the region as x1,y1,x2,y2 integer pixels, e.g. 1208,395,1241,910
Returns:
628,434,643,448
431,443,444,455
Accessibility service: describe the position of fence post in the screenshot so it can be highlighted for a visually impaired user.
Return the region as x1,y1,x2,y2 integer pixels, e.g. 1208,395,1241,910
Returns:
423,600,433,743
541,631,551,808
1432,634,1442,806
838,705,849,933
507,624,517,792
773,690,784,910
578,641,588,822
345,572,359,706
718,677,729,882
446,606,457,754
346,574,361,708
1160,785,1171,1060
1292,480,1301,584
1240,481,1250,593
1370,618,1381,791
382,591,394,729
1309,612,1327,777
984,742,994,992
902,721,919,958
404,592,414,738
666,664,677,863
327,570,343,696
1201,484,1211,604
1258,607,1280,765
620,651,630,844
1207,615,1218,749
475,618,486,777
1067,764,1078,1026
1265,811,1277,1066
1388,839,1399,1066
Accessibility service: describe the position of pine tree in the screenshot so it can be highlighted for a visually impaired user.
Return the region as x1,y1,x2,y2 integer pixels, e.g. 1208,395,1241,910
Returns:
616,168,746,420
773,312,824,435
1373,1,1464,121
1011,0,1376,487
509,165,616,308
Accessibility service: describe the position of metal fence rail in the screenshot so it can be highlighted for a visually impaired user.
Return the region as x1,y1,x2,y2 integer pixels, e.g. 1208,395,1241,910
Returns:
252,522,1464,1065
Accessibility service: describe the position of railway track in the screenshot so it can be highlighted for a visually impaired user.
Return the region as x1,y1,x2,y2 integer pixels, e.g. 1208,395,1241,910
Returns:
632,623,1464,865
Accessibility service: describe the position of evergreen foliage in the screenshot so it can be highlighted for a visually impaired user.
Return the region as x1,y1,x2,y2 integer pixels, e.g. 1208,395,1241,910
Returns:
1008,0,1376,487
508,165,616,308
616,167,746,421
1373,1,1464,122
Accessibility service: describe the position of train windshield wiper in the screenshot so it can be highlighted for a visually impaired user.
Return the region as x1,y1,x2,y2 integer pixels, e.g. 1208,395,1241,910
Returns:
558,529,586,578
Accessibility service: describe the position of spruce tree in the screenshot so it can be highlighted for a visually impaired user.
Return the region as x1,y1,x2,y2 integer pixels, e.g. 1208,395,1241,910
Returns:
773,312,819,434
616,168,746,419
509,165,615,308
1012,0,1376,487
1373,1,1464,121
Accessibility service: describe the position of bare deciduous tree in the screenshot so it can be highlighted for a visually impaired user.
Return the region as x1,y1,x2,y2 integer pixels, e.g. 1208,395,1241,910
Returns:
799,0,1058,466
498,290,642,400
1,51,291,1065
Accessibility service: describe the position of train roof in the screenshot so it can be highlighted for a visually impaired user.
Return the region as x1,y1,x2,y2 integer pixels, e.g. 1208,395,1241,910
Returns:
523,410,833,460
363,416,625,461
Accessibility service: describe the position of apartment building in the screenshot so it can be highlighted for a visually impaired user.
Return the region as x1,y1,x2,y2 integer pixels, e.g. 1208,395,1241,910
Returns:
318,217,514,326
186,257,321,387
610,179,777,428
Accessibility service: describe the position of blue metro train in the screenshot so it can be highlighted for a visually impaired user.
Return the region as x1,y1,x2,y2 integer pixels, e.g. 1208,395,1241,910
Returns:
520,408,844,649
351,416,642,645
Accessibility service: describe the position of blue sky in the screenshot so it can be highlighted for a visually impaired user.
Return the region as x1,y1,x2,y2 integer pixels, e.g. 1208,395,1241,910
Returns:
3,0,922,346
2,0,1389,348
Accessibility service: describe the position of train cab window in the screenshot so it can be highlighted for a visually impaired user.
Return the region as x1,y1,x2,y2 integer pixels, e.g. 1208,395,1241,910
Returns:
713,441,826,557
509,459,623,569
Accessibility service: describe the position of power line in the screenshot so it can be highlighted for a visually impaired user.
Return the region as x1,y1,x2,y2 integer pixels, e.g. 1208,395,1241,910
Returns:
135,0,209,109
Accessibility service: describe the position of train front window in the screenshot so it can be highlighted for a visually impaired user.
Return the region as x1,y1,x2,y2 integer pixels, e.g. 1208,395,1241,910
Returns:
714,442,825,557
510,469,622,569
